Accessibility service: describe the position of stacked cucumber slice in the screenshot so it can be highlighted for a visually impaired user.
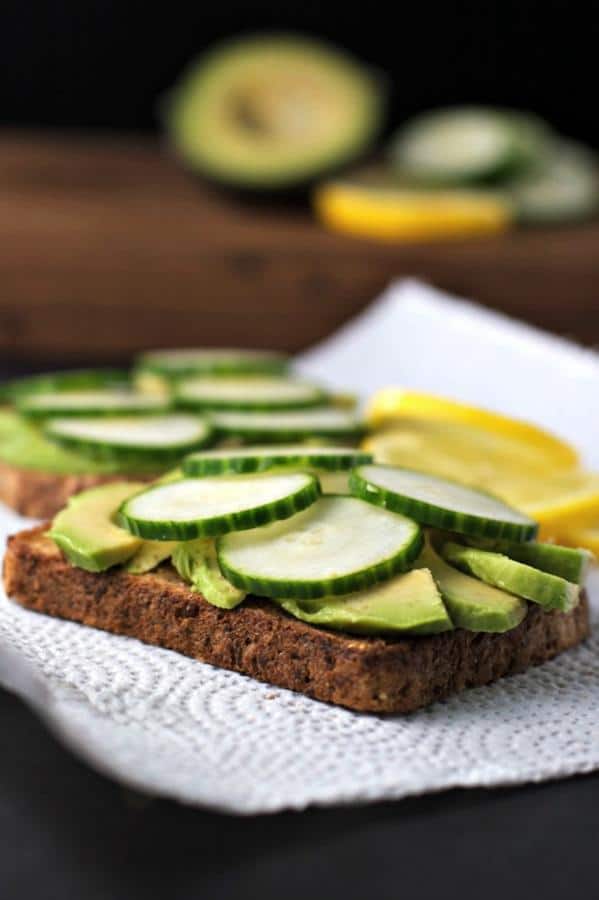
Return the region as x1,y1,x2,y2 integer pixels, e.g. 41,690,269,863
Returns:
45,414,214,467
135,348,290,379
209,408,365,442
119,471,321,540
183,445,371,476
17,390,170,418
175,375,327,411
390,108,548,186
3,349,366,478
350,464,538,541
218,496,423,599
387,106,598,224
4,368,129,400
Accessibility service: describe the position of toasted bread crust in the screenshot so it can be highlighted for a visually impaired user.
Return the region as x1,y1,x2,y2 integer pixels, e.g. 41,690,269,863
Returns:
0,460,151,519
2,525,590,713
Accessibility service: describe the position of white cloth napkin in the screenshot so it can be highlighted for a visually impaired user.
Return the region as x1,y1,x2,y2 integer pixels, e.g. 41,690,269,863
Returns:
1,278,599,814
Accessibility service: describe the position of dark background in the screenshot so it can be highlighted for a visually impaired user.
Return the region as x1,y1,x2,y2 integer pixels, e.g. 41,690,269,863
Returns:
3,0,597,142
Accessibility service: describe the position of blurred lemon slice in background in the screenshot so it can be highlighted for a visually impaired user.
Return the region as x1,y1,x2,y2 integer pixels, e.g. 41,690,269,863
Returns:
553,521,599,555
364,389,599,550
314,182,513,242
367,388,579,470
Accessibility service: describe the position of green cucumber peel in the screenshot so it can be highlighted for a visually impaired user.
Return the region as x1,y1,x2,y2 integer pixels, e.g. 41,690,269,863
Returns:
135,349,289,379
118,471,321,541
183,445,372,477
17,390,171,419
210,408,366,443
217,495,423,600
350,464,538,542
175,376,327,412
44,414,214,467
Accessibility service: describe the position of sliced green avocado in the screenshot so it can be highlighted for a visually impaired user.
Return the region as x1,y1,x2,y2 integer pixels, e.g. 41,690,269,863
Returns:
172,539,246,609
442,541,579,612
49,482,144,572
276,568,453,636
125,540,177,574
165,34,384,190
417,540,526,633
466,536,592,585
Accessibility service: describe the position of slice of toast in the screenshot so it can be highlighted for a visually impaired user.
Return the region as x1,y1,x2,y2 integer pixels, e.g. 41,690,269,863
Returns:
2,525,590,714
0,460,152,519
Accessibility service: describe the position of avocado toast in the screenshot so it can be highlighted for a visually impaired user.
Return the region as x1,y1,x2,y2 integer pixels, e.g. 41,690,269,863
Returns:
3,450,591,714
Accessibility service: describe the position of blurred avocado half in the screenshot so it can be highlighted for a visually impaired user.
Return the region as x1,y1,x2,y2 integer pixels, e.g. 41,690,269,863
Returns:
163,34,386,191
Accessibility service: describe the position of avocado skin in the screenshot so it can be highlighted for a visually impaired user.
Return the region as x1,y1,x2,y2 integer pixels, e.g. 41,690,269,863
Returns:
418,540,527,633
442,542,579,613
49,482,144,572
277,568,453,636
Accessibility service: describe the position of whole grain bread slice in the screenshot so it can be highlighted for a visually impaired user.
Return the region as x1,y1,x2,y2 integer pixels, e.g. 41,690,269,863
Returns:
0,460,153,519
2,525,590,714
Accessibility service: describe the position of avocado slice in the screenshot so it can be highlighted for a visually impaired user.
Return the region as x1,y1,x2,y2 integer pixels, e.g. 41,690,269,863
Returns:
125,540,177,574
466,536,592,585
442,541,579,612
276,568,453,636
165,34,384,191
417,540,527,632
172,539,246,609
49,482,144,572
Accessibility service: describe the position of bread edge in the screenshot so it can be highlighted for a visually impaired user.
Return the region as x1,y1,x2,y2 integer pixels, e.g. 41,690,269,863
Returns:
2,525,591,714
0,459,152,519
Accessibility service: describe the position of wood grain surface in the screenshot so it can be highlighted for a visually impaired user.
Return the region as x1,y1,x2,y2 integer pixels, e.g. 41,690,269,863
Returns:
1,130,598,363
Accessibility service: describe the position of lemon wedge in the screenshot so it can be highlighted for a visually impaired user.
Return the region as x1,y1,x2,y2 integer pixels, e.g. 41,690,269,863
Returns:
366,389,579,470
552,521,599,556
313,182,513,242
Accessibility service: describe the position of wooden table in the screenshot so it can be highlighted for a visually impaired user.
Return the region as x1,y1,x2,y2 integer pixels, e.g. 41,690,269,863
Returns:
1,130,598,363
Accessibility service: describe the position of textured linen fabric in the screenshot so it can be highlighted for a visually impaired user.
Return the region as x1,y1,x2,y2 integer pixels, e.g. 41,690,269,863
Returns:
1,279,598,814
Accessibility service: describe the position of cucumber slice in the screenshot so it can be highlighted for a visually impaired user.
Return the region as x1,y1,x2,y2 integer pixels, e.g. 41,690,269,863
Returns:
4,368,129,399
119,472,320,540
17,390,169,418
175,376,326,411
210,408,365,442
45,414,213,465
183,444,372,476
350,464,537,541
390,107,548,185
465,537,592,585
442,541,579,612
217,495,423,599
172,539,246,609
507,140,599,224
136,348,289,379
